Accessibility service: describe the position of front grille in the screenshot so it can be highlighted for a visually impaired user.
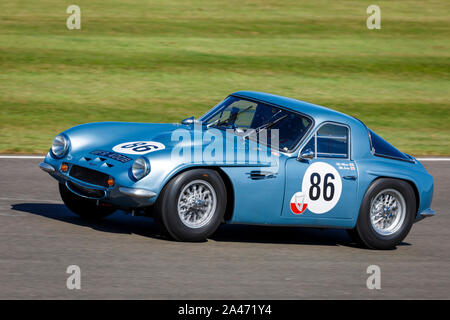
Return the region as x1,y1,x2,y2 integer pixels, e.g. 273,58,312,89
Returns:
69,165,110,187
67,181,105,199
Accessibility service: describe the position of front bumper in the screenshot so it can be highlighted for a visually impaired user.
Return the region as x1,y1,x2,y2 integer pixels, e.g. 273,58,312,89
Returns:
415,208,435,222
39,162,55,173
39,162,157,208
118,187,156,199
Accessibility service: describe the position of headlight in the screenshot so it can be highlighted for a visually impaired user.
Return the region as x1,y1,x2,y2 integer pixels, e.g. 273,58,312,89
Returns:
131,157,150,180
51,134,69,158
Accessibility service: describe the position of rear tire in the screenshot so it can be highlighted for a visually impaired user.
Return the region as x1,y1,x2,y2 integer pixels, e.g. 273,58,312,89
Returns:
350,178,416,250
346,228,365,247
59,183,116,220
154,169,227,242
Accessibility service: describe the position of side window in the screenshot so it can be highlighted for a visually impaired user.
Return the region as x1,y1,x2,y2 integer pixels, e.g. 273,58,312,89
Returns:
301,123,349,159
317,124,349,158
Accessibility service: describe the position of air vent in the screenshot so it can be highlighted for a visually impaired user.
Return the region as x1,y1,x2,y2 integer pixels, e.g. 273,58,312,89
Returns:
247,170,277,180
69,165,110,187
67,181,105,199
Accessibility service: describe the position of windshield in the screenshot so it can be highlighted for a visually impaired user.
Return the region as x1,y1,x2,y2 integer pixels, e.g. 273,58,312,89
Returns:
200,96,312,152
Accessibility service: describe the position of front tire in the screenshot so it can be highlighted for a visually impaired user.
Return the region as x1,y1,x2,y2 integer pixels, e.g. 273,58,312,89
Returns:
348,178,416,250
154,169,227,242
59,183,116,220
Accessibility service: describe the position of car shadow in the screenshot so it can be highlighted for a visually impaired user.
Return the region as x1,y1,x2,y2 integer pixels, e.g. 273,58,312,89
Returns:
212,224,356,247
11,202,163,240
212,224,410,249
11,203,409,249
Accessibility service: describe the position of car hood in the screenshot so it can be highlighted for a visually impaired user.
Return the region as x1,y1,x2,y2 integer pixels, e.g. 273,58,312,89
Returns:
64,122,186,156
62,122,274,165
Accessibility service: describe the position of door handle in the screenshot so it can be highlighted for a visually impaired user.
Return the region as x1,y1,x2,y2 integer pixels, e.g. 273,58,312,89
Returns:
343,175,357,180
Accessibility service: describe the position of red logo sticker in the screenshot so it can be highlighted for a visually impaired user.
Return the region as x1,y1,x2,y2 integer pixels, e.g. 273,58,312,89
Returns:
290,192,308,214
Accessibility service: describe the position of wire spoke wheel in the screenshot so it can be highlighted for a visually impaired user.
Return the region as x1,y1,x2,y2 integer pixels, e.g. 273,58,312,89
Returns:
177,180,217,229
370,188,406,236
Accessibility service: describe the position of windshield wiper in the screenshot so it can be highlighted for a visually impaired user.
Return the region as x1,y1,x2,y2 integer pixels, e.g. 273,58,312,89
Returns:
207,106,254,129
242,113,288,139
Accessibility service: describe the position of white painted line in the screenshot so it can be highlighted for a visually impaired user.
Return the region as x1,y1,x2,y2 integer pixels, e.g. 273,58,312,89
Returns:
0,197,61,202
0,156,45,159
416,158,450,161
0,197,62,203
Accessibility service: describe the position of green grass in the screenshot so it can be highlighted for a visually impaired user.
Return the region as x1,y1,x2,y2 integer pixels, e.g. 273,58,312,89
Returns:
0,0,449,155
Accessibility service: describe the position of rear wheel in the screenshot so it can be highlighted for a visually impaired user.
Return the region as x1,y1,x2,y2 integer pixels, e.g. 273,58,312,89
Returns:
59,183,116,220
346,228,365,247
154,169,227,242
348,178,416,250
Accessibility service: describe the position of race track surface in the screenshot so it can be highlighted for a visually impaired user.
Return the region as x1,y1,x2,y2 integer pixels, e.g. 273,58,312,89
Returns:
0,158,448,299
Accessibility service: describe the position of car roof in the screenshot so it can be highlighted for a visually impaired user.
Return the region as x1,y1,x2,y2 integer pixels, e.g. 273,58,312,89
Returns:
231,91,359,126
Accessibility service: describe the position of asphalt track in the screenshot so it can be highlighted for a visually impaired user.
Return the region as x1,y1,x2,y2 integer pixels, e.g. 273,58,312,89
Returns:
0,157,448,299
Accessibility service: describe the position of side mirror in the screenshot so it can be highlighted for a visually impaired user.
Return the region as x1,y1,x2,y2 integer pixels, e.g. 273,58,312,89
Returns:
298,148,314,162
181,116,195,125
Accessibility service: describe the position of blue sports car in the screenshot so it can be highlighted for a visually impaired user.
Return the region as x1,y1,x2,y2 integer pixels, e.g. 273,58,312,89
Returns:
40,91,434,249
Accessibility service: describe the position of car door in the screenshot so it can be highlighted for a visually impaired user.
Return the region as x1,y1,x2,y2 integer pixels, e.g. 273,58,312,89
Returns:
282,122,358,220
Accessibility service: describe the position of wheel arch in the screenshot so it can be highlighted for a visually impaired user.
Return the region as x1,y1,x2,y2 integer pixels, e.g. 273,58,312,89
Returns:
157,165,235,222
363,176,419,215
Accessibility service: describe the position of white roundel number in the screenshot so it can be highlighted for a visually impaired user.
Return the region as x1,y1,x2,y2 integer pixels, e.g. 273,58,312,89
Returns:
112,141,165,155
301,162,342,214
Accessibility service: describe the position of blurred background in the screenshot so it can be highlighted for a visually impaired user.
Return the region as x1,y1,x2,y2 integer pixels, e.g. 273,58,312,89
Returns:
0,0,448,155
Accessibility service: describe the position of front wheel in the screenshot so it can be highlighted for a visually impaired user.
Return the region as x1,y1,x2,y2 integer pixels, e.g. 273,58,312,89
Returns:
154,169,227,242
348,178,416,250
59,183,116,220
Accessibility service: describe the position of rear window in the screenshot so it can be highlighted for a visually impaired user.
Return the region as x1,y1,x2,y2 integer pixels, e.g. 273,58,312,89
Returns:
368,129,412,162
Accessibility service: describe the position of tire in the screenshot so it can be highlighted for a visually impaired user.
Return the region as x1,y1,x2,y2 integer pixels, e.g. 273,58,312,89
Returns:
346,228,365,247
154,169,227,242
59,183,116,220
349,178,416,250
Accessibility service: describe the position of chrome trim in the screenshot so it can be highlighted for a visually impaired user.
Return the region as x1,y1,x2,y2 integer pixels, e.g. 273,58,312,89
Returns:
298,148,314,161
39,162,55,173
119,187,156,199
247,170,277,180
369,188,406,236
66,181,106,200
419,208,435,218
177,180,217,229
181,116,195,125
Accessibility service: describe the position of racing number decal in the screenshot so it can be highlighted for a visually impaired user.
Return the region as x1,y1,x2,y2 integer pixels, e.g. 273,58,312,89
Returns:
112,141,165,155
290,162,342,215
301,162,342,214
308,172,335,201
